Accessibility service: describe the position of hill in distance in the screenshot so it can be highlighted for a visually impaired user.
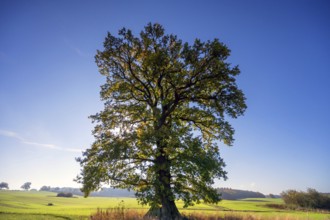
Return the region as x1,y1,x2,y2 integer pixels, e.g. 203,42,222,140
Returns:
217,188,266,200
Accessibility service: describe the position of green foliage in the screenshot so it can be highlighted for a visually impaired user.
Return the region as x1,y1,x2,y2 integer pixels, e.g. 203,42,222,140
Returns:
281,188,330,210
76,22,246,213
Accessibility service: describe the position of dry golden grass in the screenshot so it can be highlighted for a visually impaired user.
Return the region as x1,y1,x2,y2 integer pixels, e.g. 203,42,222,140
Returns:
90,207,157,220
90,208,330,220
90,208,264,220
182,212,254,220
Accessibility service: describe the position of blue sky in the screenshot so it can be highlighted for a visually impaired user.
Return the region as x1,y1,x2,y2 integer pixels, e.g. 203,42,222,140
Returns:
0,0,329,194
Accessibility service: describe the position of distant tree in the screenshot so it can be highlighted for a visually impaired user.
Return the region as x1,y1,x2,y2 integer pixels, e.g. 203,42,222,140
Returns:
269,194,275,198
39,186,51,191
21,182,31,191
0,182,9,190
76,23,246,219
54,187,60,192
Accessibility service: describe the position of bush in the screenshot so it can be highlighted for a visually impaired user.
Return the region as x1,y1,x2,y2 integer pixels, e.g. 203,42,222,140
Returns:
281,188,330,210
56,192,73,198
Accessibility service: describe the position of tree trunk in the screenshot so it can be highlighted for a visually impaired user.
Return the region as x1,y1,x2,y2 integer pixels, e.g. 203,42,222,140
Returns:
148,126,185,220
144,190,184,220
155,153,184,220
160,195,183,220
144,206,161,219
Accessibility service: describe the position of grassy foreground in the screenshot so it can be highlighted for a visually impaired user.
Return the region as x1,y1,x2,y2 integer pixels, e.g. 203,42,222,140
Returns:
0,191,329,219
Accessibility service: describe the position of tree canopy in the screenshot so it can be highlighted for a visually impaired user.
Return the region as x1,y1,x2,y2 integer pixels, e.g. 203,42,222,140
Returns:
0,182,9,190
76,23,246,219
21,182,31,191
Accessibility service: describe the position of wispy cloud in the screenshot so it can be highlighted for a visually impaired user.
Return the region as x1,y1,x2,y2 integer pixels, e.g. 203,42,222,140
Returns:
0,130,82,153
0,130,19,138
72,47,90,57
63,38,90,57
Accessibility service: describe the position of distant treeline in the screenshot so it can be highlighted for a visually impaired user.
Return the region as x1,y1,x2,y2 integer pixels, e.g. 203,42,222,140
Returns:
40,186,267,200
216,188,266,200
39,186,269,200
39,186,135,197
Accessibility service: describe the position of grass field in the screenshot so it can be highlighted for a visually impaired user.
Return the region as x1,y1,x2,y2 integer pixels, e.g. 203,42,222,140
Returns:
0,191,329,219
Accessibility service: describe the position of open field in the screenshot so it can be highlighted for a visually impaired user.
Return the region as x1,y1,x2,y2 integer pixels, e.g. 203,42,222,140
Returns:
0,191,329,219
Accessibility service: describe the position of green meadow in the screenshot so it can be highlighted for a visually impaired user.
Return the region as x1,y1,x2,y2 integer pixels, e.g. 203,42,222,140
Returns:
0,191,329,220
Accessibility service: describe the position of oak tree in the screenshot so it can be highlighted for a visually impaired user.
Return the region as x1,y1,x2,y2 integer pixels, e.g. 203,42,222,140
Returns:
76,23,246,220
